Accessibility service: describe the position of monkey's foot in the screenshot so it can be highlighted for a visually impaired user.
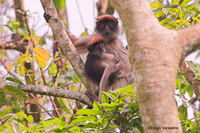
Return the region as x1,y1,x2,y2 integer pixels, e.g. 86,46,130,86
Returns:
43,13,51,23
84,90,100,102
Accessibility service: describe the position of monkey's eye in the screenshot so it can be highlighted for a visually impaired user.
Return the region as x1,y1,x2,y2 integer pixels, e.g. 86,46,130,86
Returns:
108,22,114,29
100,23,105,29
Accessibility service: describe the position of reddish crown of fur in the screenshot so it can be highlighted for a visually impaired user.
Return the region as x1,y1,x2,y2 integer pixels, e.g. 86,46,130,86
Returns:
88,36,103,47
96,15,118,28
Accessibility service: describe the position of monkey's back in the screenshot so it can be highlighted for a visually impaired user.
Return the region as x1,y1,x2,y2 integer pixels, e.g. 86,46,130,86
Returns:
85,54,106,84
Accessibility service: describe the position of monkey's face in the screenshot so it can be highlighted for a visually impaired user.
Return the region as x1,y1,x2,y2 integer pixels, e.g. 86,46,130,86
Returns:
88,42,104,54
95,15,119,41
99,22,116,38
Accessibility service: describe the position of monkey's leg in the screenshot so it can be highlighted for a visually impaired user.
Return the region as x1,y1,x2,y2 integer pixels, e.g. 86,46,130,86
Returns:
84,90,100,102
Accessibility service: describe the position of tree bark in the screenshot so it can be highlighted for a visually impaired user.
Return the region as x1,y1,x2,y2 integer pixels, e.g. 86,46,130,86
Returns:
110,0,200,132
40,0,90,90
0,82,93,108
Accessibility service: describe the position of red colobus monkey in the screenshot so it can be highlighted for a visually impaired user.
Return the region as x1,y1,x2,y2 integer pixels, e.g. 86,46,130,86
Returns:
84,37,116,88
44,14,134,101
75,15,134,101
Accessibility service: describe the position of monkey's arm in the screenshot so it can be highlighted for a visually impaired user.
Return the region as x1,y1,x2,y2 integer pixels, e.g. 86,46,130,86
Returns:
108,52,132,85
44,13,92,54
64,28,96,54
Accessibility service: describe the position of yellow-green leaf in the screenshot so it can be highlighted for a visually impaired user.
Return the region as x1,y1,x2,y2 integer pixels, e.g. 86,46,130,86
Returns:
81,29,88,37
48,63,57,76
150,3,162,9
154,11,165,18
34,46,51,61
18,64,25,76
172,0,179,5
159,18,173,24
17,53,31,64
35,54,47,68
192,16,200,24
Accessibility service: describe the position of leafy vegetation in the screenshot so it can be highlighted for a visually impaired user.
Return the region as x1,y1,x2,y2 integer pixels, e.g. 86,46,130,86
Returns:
0,0,200,132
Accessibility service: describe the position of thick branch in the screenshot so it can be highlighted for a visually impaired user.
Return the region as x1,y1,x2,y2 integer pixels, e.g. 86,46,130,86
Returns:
0,41,28,53
0,82,93,108
40,0,90,89
180,60,200,99
178,24,200,59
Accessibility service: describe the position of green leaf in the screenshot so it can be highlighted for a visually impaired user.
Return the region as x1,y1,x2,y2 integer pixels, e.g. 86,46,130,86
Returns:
76,109,104,116
23,34,30,40
70,116,96,125
118,84,135,95
0,90,5,107
171,0,179,5
115,116,128,124
60,0,65,8
196,112,200,118
187,87,193,97
101,93,109,103
6,77,24,85
19,127,32,132
131,118,144,133
160,18,173,24
191,127,200,133
101,103,115,108
184,4,197,15
177,71,186,78
150,3,162,9
39,36,46,46
154,11,165,18
180,83,187,95
93,101,101,111
181,0,192,7
27,115,33,123
119,94,130,101
179,105,187,120
176,78,182,89
106,92,117,100
169,8,179,15
48,63,57,76
17,112,27,119
5,85,27,98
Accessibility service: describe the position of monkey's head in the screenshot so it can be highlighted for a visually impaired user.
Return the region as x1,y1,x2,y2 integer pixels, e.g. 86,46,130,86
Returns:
87,37,105,54
95,15,119,42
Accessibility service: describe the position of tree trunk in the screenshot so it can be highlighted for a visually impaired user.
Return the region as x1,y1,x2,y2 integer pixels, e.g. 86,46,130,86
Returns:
110,0,184,132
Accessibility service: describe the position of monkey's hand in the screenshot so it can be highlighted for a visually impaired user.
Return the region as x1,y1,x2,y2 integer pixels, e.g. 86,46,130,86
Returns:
43,13,51,23
108,71,121,85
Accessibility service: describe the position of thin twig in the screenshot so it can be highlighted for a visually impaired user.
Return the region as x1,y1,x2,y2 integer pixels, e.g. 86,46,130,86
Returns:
40,68,61,117
29,93,55,117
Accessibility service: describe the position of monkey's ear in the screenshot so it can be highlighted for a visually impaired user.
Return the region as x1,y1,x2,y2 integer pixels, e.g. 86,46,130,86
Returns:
115,18,119,25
